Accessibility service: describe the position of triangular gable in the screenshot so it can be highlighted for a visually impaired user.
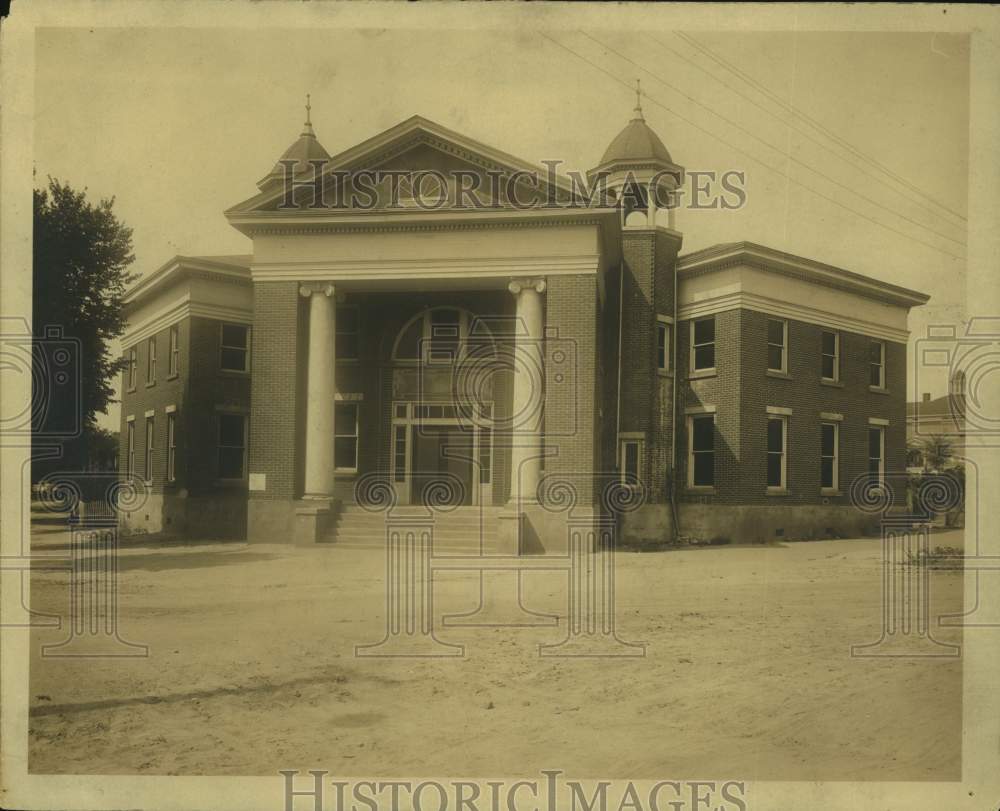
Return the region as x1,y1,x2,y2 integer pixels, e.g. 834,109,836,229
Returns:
226,115,578,216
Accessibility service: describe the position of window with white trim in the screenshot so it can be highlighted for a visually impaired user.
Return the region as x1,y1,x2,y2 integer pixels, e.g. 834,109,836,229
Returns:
620,438,642,486
146,336,156,385
220,324,250,372
766,415,787,490
169,324,180,376
688,414,715,487
335,403,359,472
127,347,137,390
656,318,672,373
767,319,787,373
166,412,177,482
337,305,360,360
868,426,885,481
144,416,154,482
821,330,839,381
691,317,715,372
820,422,839,490
869,340,885,388
218,414,247,480
126,421,135,478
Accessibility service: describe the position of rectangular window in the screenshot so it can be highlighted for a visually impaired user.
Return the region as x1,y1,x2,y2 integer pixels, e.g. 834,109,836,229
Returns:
868,426,885,480
218,414,247,480
688,414,715,487
126,422,135,478
146,336,156,384
166,412,177,482
479,428,492,485
869,340,885,388
220,323,250,372
767,416,786,489
169,324,180,376
127,347,137,390
691,317,715,372
767,319,787,372
820,422,839,490
334,403,359,471
393,425,407,483
656,319,672,372
821,330,839,381
144,417,154,482
337,306,360,360
620,439,641,486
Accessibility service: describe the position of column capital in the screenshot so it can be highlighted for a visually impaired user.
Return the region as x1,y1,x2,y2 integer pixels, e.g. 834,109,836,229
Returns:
299,281,337,298
508,277,546,296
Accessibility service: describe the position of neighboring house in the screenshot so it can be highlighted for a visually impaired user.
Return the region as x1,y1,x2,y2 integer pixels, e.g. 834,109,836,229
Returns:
906,372,967,472
119,100,929,545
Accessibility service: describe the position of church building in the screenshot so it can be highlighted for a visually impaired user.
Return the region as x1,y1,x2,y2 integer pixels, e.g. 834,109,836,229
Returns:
118,93,929,548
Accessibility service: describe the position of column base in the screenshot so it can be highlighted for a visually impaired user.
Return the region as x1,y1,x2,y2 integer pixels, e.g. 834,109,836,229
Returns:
294,498,335,544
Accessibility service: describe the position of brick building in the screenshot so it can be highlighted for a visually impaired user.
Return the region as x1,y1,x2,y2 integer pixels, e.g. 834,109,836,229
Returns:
119,99,929,546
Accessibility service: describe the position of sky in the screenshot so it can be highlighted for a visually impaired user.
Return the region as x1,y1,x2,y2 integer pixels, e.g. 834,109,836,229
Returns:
34,28,970,429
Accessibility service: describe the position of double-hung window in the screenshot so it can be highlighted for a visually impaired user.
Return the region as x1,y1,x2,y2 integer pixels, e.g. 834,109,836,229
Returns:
821,331,839,382
688,414,715,488
869,340,885,388
767,319,787,373
820,422,839,491
218,414,247,480
766,415,787,490
691,317,715,373
144,416,155,482
620,438,642,486
169,324,180,376
126,347,137,390
220,324,251,372
656,316,672,373
335,403,359,472
868,425,885,481
146,337,156,385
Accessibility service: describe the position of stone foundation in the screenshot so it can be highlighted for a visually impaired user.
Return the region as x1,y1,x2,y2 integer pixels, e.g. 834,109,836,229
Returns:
119,492,247,539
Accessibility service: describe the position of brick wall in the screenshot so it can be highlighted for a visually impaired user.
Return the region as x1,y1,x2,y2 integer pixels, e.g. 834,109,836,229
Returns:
543,274,598,504
676,308,907,507
119,322,188,492
248,282,302,501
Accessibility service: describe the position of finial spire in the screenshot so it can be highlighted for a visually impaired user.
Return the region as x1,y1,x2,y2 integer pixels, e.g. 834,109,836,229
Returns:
633,78,644,121
301,93,315,137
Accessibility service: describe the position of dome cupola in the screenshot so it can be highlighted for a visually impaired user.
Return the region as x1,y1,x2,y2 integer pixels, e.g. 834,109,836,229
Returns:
589,81,684,228
257,95,331,191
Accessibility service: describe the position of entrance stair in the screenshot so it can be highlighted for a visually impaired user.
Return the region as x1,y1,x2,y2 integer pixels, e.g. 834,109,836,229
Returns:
324,505,502,553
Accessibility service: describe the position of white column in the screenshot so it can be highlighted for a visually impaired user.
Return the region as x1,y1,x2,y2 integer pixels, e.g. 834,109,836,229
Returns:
647,181,658,227
507,277,546,505
300,282,337,499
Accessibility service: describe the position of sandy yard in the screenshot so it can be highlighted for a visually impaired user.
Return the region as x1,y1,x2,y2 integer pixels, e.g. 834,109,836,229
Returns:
26,512,963,781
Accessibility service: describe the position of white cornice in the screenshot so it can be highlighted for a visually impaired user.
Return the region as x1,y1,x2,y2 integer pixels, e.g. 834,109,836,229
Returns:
123,297,253,348
677,291,910,343
677,242,929,309
124,256,251,305
251,254,600,283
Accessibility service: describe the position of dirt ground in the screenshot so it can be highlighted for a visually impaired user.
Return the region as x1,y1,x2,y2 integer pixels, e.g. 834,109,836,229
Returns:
26,512,964,781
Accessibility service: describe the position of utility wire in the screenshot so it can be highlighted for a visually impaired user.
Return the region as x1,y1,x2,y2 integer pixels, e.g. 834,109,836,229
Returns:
674,30,967,225
647,31,967,230
539,31,964,261
581,30,965,248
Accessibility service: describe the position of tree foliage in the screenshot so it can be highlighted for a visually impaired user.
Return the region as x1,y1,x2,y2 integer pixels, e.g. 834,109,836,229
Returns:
33,178,136,475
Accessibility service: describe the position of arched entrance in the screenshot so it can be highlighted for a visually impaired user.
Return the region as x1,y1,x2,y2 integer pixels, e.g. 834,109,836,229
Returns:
389,307,497,506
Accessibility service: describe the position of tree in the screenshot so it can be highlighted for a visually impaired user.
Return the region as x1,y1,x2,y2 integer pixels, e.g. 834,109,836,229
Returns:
918,434,955,472
33,178,136,478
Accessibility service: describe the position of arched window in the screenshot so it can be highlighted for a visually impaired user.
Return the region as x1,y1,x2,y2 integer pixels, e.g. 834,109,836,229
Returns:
392,307,495,363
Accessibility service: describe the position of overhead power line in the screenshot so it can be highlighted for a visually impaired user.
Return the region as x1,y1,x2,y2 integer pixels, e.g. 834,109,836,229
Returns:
673,30,967,225
539,31,964,262
580,30,965,248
